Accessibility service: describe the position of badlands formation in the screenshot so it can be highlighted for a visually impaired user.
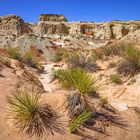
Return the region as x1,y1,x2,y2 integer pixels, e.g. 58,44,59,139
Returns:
1,14,140,140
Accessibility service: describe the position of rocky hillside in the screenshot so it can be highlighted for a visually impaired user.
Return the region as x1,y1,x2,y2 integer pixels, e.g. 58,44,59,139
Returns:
0,14,140,53
1,14,140,140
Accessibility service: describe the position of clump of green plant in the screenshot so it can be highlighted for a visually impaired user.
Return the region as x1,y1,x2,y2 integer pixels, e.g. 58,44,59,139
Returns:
67,53,96,72
116,60,136,75
117,44,140,75
68,111,93,133
56,67,99,94
124,45,140,69
7,47,21,60
7,88,62,137
22,51,40,68
110,74,123,84
91,53,98,62
92,43,125,59
99,97,108,107
52,49,68,62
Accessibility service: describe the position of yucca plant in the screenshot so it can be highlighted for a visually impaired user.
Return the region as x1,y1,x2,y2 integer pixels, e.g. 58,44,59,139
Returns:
56,67,99,94
7,88,63,137
68,111,93,133
67,91,85,118
7,47,21,60
124,45,140,69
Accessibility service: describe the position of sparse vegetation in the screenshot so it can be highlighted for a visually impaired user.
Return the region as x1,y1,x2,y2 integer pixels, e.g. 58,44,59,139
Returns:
7,47,21,60
56,67,99,118
110,74,123,84
116,60,136,75
92,43,125,59
99,97,108,107
67,53,96,72
52,49,68,62
22,51,42,70
108,61,116,68
7,88,62,137
124,45,140,69
67,91,86,118
117,44,140,75
68,111,93,133
56,67,99,94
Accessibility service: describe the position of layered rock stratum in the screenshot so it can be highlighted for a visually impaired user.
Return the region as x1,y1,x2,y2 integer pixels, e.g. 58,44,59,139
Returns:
0,14,140,53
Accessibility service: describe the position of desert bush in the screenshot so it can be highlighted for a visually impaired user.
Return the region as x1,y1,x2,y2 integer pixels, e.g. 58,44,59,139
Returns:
116,44,140,75
52,49,69,62
91,53,98,62
7,88,62,137
110,74,123,84
99,97,108,107
67,53,96,72
22,51,40,68
68,111,93,133
116,60,136,75
56,67,99,94
7,47,21,60
124,45,140,69
108,61,116,68
92,43,126,59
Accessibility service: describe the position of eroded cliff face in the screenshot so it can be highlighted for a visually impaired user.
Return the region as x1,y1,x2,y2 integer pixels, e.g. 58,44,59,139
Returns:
0,14,140,51
0,14,32,36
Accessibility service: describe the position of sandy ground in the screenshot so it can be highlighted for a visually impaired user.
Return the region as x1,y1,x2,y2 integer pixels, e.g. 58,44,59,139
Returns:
1,60,140,140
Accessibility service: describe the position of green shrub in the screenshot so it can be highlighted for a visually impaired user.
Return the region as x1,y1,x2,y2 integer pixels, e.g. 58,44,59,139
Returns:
23,51,39,68
124,45,140,69
7,88,61,137
116,44,140,75
116,60,136,75
7,47,21,60
91,53,98,62
92,43,127,59
52,49,68,62
67,53,96,72
99,97,108,107
56,67,99,94
69,111,93,133
110,74,123,84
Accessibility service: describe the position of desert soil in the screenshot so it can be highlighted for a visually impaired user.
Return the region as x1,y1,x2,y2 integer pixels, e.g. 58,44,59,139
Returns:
1,60,140,140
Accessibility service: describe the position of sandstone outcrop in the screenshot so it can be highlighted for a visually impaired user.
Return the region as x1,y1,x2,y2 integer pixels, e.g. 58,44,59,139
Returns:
11,34,61,60
0,14,140,51
37,22,69,35
0,14,32,37
39,14,67,22
120,29,140,42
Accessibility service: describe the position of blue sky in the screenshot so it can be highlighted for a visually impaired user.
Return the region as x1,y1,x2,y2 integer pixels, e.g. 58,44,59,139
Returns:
0,0,140,23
